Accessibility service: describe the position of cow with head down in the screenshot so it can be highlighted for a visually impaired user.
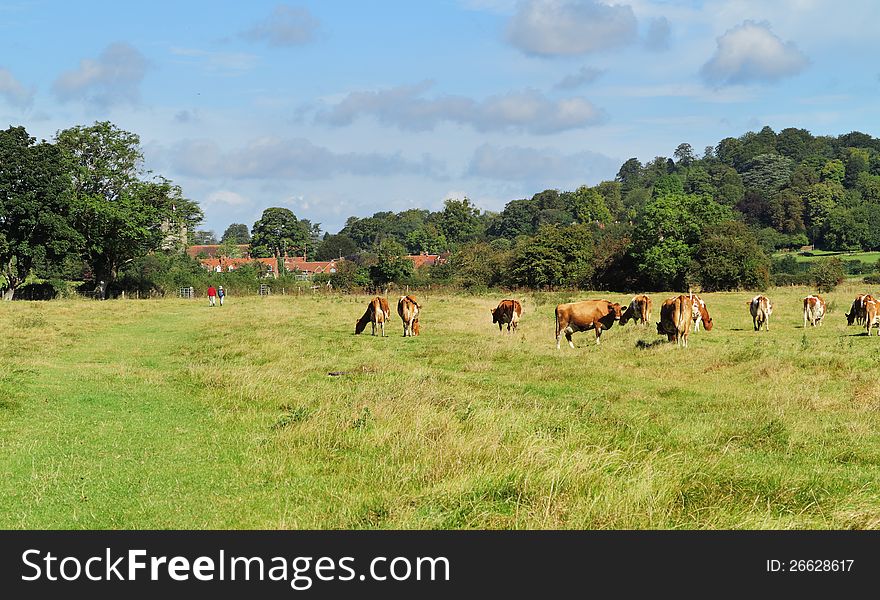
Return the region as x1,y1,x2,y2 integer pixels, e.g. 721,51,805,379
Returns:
749,295,773,331
846,294,874,326
657,295,694,347
397,295,421,337
555,299,624,349
803,295,826,327
355,296,391,337
690,294,714,333
620,294,652,326
491,299,523,333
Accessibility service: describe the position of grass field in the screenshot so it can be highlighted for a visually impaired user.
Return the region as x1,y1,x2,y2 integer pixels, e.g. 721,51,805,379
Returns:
3,284,880,529
774,250,880,265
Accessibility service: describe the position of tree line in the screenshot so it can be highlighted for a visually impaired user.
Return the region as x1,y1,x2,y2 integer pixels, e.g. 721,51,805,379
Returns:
0,122,201,300
4,121,880,299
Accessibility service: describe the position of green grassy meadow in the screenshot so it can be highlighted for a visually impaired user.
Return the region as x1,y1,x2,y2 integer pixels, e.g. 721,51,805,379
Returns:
3,284,880,529
774,250,880,265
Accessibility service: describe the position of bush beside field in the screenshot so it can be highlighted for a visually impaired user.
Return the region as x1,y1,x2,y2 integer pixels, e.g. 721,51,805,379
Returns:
2,286,880,529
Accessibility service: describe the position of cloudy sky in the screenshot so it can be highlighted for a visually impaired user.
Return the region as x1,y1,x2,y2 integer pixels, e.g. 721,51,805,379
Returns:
1,0,878,236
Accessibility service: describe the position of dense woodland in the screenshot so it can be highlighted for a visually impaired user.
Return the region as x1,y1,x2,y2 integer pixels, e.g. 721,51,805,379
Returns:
3,122,880,299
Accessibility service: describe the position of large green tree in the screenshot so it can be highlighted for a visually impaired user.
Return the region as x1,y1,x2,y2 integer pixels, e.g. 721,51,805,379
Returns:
0,127,81,300
56,121,201,298
220,223,251,244
250,207,310,271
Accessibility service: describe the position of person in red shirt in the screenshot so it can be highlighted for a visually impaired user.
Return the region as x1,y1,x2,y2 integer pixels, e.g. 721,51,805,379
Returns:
207,285,217,307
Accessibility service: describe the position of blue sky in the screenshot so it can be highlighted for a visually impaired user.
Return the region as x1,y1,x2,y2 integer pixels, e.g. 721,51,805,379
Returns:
1,0,878,236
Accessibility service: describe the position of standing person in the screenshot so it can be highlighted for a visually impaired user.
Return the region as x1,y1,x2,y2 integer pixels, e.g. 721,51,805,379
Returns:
218,286,225,306
207,285,217,307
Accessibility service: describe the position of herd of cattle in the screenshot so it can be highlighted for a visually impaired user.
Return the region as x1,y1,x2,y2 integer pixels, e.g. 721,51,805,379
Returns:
354,292,880,346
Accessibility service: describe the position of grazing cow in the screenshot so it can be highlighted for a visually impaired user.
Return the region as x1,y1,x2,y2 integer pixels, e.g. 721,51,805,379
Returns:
865,298,880,335
355,296,391,337
690,294,714,332
656,295,694,347
803,295,826,327
397,295,421,337
620,294,652,325
491,299,523,333
846,294,875,326
749,295,773,331
555,300,624,349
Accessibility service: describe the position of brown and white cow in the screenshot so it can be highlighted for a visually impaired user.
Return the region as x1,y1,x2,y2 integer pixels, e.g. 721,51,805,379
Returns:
555,300,624,349
749,295,773,331
657,295,694,347
620,294,652,325
803,294,826,327
865,297,880,335
846,294,875,326
398,295,421,337
690,294,714,332
355,296,391,337
491,299,523,333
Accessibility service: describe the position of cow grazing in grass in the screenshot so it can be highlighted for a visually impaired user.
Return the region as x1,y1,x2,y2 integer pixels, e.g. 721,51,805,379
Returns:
865,297,880,335
397,295,421,337
555,300,624,349
749,295,773,331
620,294,652,325
846,294,874,326
690,294,714,332
491,299,523,333
657,295,694,347
803,295,826,327
355,296,391,337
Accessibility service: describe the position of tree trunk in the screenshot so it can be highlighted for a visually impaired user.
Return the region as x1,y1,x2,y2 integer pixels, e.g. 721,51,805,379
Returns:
2,287,15,301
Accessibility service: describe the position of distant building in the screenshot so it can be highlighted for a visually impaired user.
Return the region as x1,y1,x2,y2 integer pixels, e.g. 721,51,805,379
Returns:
406,253,448,269
197,254,338,279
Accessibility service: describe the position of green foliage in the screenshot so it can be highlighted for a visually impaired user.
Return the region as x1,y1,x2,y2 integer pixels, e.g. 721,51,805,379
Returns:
369,239,413,286
510,224,594,289
250,207,310,266
220,223,250,244
56,121,200,298
694,221,770,291
0,126,81,300
808,258,846,292
314,233,359,261
571,185,612,224
438,197,484,246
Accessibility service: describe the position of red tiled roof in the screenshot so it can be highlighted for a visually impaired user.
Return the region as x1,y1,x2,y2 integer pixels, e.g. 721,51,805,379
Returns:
283,257,337,273
406,254,446,268
200,257,275,271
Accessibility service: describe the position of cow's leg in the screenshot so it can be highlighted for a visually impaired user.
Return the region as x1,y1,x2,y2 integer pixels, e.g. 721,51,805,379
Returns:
594,321,602,345
565,327,575,349
380,321,385,337
753,316,758,331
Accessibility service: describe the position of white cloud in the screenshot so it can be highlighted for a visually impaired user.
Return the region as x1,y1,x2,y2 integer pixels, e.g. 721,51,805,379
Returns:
554,66,603,90
643,16,670,51
242,5,319,47
0,67,34,108
316,81,605,134
467,143,618,184
700,21,809,85
170,47,259,74
52,42,149,107
169,137,446,180
205,190,250,206
505,0,638,57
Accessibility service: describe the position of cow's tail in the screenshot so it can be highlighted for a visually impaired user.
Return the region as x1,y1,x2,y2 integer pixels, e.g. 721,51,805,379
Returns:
554,308,559,340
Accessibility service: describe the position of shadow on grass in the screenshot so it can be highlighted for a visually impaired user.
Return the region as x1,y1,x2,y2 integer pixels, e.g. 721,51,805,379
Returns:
636,339,668,350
